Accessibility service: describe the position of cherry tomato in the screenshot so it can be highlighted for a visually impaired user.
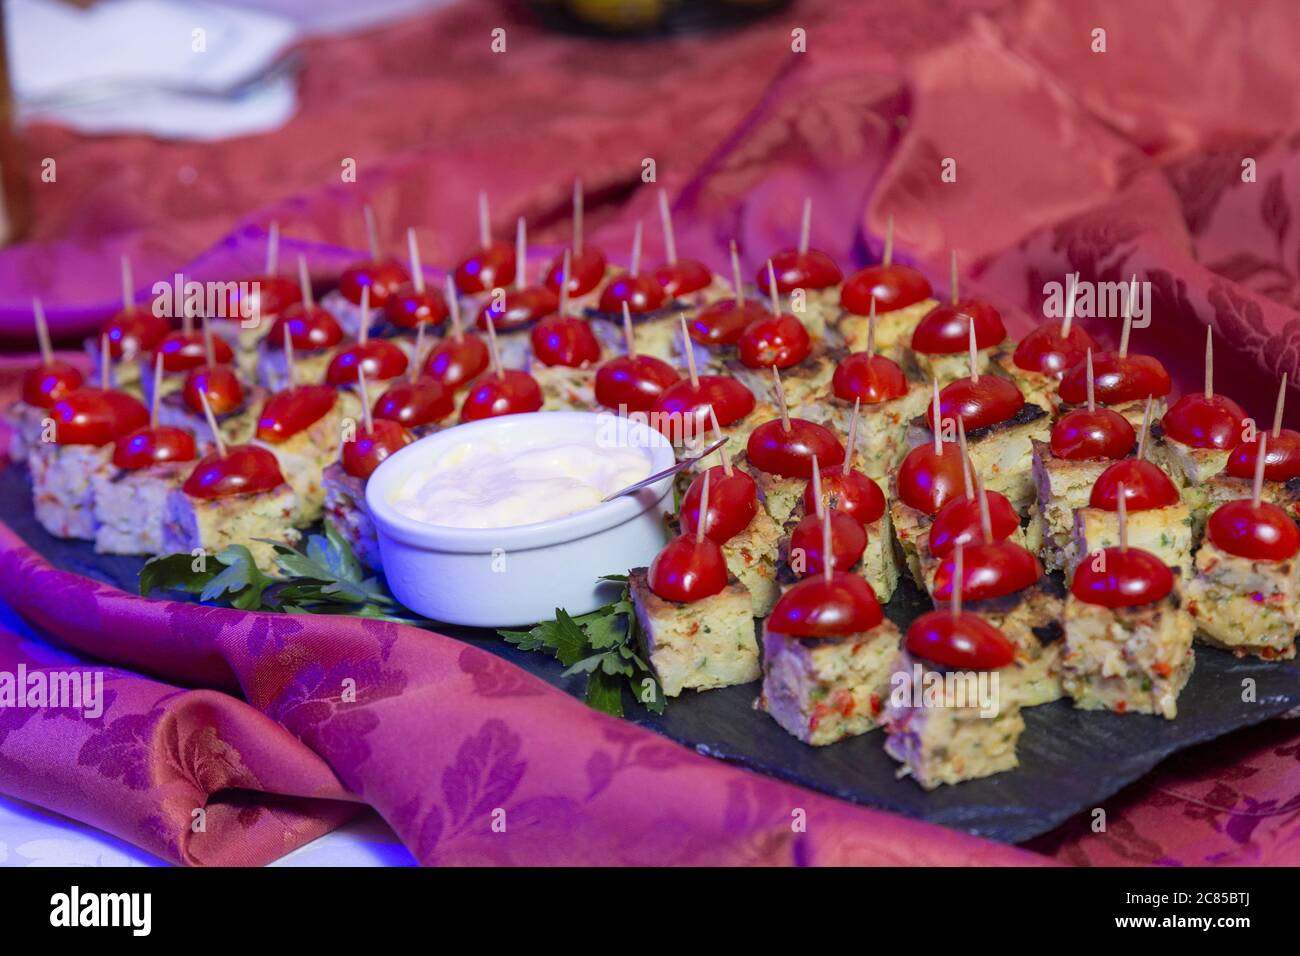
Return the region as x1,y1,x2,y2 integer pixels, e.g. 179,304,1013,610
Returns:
156,330,234,373
183,364,245,416
476,286,560,333
256,384,337,443
832,352,908,404
931,539,1042,603
595,354,679,412
1161,393,1248,449
546,247,607,298
688,299,768,346
648,534,728,603
373,377,454,428
679,466,758,544
840,264,933,315
424,334,490,391
911,300,1006,355
183,444,285,499
21,360,83,408
1012,322,1096,376
1050,407,1135,460
337,258,410,308
905,610,1016,670
1058,352,1171,406
759,250,842,293
267,304,344,352
459,370,544,422
101,307,170,361
651,376,756,437
737,313,811,369
531,316,602,367
803,466,886,525
928,490,1020,560
927,375,1024,432
1089,459,1180,511
50,389,149,446
455,242,516,295
1226,429,1300,481
598,274,667,315
1070,546,1174,607
384,287,448,329
342,419,413,481
224,275,301,323
746,419,844,478
767,572,882,637
788,510,867,576
113,425,196,470
897,441,966,514
1206,500,1300,562
325,339,409,386
654,259,713,297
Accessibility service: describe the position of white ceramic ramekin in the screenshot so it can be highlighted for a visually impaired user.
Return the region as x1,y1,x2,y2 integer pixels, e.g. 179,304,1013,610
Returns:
366,410,675,627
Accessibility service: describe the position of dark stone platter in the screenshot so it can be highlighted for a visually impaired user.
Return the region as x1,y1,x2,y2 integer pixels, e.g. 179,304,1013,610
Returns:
4,464,1297,843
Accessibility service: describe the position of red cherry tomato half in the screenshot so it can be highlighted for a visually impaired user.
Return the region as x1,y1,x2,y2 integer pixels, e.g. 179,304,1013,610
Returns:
1050,407,1135,461
927,375,1024,432
595,354,679,413
1226,429,1300,481
545,247,607,298
803,466,885,525
476,286,560,333
101,307,170,361
337,258,410,308
767,572,882,637
910,300,1006,355
905,610,1016,670
1089,458,1180,511
679,465,758,544
653,259,713,297
21,360,83,408
156,330,234,373
267,304,344,352
897,441,967,515
1161,393,1248,450
1207,500,1300,562
928,490,1020,560
738,313,812,369
384,287,449,329
256,384,337,443
651,375,756,438
183,444,285,499
648,534,729,603
183,364,245,416
746,418,844,479
832,352,908,405
113,425,196,470
373,377,454,428
50,389,149,446
326,339,409,386
1012,322,1096,377
424,334,490,391
455,242,516,295
688,299,768,346
342,419,413,481
931,539,1042,603
1070,547,1174,608
530,316,602,368
597,274,667,315
459,370,544,422
224,274,301,324
1058,352,1171,406
759,249,842,294
788,510,867,577
840,264,934,316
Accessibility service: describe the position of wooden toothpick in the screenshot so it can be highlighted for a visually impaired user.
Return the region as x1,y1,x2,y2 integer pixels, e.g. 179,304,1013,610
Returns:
630,221,643,278
100,333,111,390
514,217,527,292
1137,395,1153,461
558,249,572,318
1204,326,1214,399
358,286,370,346
446,274,463,342
120,255,134,312
410,321,426,383
950,250,959,306
1119,274,1137,358
957,417,972,498
1254,432,1268,506
1086,347,1097,412
798,197,812,257
845,398,861,473
952,541,964,618
197,390,226,457
358,368,374,433
297,255,314,310
266,221,280,276
623,301,637,358
658,190,677,265
696,469,711,545
730,240,745,307
968,315,979,382
150,353,163,428
708,405,732,476
811,454,824,520
407,227,425,294
202,314,216,367
283,324,297,387
882,215,894,268
1062,272,1079,337
772,366,791,432
364,205,381,261
478,191,492,249
766,260,781,317
32,298,52,366
932,376,943,455
975,471,993,542
573,179,585,258
485,315,504,380
679,315,699,388
822,503,834,584
1273,373,1288,439
867,297,878,356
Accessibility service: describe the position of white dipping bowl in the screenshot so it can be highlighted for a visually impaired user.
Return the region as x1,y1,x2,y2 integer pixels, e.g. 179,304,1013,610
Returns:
366,410,676,627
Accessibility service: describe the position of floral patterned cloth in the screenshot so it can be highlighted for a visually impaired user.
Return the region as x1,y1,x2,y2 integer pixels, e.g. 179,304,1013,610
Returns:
1,0,1299,865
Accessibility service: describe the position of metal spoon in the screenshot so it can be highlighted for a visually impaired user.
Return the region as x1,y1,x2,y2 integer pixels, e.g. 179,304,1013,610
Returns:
601,437,728,502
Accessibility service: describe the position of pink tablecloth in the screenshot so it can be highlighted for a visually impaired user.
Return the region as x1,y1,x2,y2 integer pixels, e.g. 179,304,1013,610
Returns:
1,0,1299,865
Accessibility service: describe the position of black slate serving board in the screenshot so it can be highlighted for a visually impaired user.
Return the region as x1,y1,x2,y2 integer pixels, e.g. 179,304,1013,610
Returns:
4,464,1298,843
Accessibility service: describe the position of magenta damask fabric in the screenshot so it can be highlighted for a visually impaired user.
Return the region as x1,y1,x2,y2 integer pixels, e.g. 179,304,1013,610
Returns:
1,0,1299,864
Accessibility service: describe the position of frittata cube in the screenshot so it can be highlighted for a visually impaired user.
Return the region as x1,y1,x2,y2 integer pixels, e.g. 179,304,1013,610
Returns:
160,483,301,571
91,461,189,555
321,462,380,569
1186,539,1300,661
1069,502,1193,578
29,442,113,540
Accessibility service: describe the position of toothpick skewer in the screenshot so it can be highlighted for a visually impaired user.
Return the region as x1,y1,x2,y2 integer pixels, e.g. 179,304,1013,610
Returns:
952,542,964,618
630,221,643,278
1086,348,1097,412
708,405,732,477
514,217,527,292
957,417,973,499
100,333,111,390
202,314,216,367
1254,432,1268,506
623,302,637,358
845,398,861,472
358,287,370,346
364,205,381,262
283,324,297,387
950,250,959,306
730,240,745,307
120,255,134,313
1119,274,1137,358
446,274,463,342
410,321,426,383
573,179,585,258
478,191,492,250
358,368,374,433
772,366,791,432
150,353,163,428
811,455,824,520
1204,326,1214,400
558,249,572,318
407,227,425,294
1062,272,1079,338
297,255,314,310
975,471,993,542
485,315,504,380
266,221,280,276
33,298,52,366
932,376,943,455
867,298,877,356
1273,374,1288,439
658,190,677,265
766,260,781,318
968,315,979,382
822,504,834,585
696,469,711,545
197,390,226,457
882,215,894,268
1117,481,1128,552
1137,395,1153,460
679,315,699,388
798,197,812,257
